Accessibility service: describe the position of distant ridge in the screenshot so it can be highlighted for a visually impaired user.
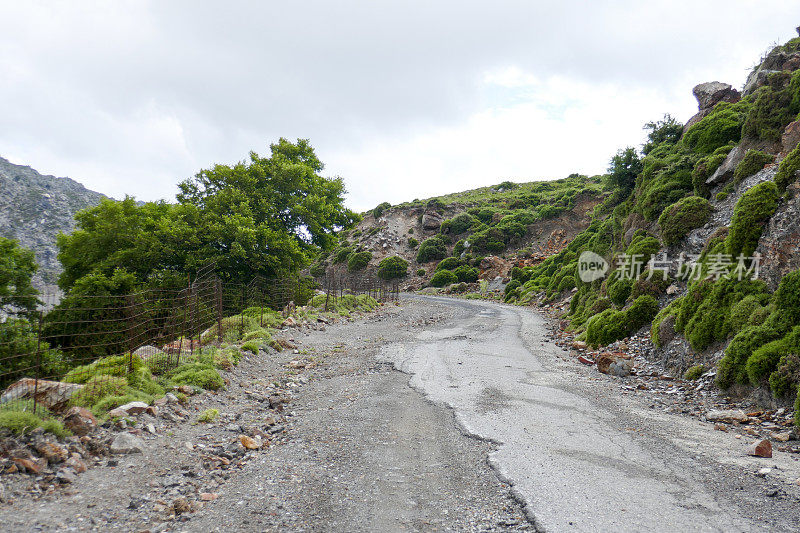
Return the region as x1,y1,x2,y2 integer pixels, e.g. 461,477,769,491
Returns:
0,157,106,290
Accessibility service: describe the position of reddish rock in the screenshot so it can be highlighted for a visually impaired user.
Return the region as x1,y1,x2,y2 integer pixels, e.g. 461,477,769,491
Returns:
747,439,773,458
596,353,634,377
13,457,46,474
577,356,595,365
65,455,87,473
63,406,97,436
199,492,219,501
239,435,259,450
782,120,800,154
35,442,68,464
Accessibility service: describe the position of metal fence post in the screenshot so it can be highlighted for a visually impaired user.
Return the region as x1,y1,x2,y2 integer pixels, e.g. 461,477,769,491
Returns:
33,311,43,415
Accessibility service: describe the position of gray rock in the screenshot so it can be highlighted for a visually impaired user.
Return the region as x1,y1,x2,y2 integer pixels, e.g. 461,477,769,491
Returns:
110,433,146,455
0,156,106,290
705,409,749,423
692,81,739,111
706,145,746,185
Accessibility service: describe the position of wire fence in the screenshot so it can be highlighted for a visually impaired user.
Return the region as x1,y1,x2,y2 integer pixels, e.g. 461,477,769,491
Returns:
0,265,399,416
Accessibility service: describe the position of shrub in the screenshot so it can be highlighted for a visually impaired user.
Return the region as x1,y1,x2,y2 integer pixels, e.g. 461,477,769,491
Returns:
454,265,479,283
430,270,458,288
333,246,353,264
241,340,260,354
692,145,732,196
436,257,462,271
717,325,783,388
607,276,634,306
684,365,706,381
776,143,800,192
198,408,219,423
683,100,750,154
416,268,426,277
504,279,521,298
0,410,70,438
408,237,419,248
658,196,712,246
742,72,798,142
770,351,800,399
775,270,800,324
309,261,327,278
733,150,774,185
626,295,659,331
168,361,225,390
729,294,769,333
416,236,448,263
347,251,372,272
377,256,409,280
453,239,466,257
747,339,787,386
446,213,477,235
726,181,778,259
586,309,628,347
372,201,391,218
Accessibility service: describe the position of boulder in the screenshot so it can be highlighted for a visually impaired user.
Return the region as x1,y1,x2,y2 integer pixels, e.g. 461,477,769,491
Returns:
133,345,165,361
107,401,149,418
657,314,677,347
693,82,740,112
706,409,749,424
110,433,146,455
35,442,68,464
596,353,634,377
747,439,773,458
0,378,83,411
421,212,443,231
782,121,800,155
63,406,98,436
706,145,746,185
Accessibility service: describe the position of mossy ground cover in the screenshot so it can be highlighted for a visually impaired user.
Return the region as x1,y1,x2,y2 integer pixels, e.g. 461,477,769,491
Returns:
0,399,70,438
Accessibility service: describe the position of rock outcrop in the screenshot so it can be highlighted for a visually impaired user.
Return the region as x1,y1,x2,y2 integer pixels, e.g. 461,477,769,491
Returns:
0,156,106,289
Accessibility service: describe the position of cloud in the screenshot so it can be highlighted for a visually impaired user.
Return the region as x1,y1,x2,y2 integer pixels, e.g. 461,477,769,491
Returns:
0,0,799,209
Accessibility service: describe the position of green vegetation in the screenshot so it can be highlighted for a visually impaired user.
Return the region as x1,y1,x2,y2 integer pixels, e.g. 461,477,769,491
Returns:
435,257,462,271
0,237,39,317
198,408,219,423
408,237,418,248
684,365,706,381
416,236,448,263
0,408,70,438
453,265,479,283
347,250,372,272
586,295,658,347
416,268,426,276
372,202,391,218
742,71,800,142
692,143,734,197
775,143,800,192
377,256,409,280
430,270,458,288
726,181,778,259
683,100,751,154
733,150,774,185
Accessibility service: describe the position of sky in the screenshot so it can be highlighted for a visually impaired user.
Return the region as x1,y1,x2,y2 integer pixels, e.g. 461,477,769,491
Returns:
1,2,799,212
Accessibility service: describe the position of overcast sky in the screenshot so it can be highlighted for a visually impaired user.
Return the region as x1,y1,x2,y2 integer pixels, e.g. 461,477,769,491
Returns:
1,2,799,212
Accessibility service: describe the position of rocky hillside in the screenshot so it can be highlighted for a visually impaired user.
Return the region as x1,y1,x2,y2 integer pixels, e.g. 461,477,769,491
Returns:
503,31,800,413
314,175,605,291
0,157,106,290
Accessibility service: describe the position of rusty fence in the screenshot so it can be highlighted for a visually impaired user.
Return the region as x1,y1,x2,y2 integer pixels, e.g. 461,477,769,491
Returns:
0,268,398,417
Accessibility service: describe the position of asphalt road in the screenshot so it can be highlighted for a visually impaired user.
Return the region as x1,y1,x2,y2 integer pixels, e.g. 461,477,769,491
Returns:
380,295,800,532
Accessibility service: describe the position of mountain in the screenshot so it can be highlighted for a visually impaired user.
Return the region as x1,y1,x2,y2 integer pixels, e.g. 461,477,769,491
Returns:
0,157,106,290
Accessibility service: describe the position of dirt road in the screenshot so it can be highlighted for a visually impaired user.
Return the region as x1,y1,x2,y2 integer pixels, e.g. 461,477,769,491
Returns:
3,295,800,532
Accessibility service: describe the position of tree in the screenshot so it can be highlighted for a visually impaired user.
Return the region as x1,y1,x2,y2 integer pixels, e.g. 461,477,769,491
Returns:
57,138,359,290
377,256,408,281
0,237,38,317
606,147,643,193
642,114,683,155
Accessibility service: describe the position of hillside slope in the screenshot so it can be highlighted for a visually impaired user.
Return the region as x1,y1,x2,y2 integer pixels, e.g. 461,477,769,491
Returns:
315,175,605,291
506,32,800,412
0,157,106,289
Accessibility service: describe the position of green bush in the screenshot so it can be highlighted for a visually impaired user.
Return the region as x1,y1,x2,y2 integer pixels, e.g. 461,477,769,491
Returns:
729,294,769,333
586,295,658,347
454,265,479,283
333,246,353,264
416,268,426,277
446,213,477,235
241,340,260,354
430,270,458,288
310,261,327,278
408,237,419,248
627,295,659,331
718,325,783,388
607,276,634,306
692,144,733,196
747,339,787,386
658,196,712,246
504,279,521,299
377,256,409,280
416,236,448,263
775,270,800,324
726,181,778,259
733,150,774,185
372,201,391,218
70,376,129,408
683,100,750,155
684,365,706,381
742,72,799,142
198,408,219,423
0,410,70,438
776,144,800,192
770,350,800,399
347,251,372,272
436,257,462,271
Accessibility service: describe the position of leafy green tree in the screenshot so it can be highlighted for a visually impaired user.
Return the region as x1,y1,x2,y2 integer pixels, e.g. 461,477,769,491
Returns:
606,147,643,193
642,114,683,155
0,237,39,317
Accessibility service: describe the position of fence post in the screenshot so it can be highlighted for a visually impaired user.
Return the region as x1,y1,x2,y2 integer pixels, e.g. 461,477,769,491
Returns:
33,311,43,415
216,279,223,344
240,285,246,338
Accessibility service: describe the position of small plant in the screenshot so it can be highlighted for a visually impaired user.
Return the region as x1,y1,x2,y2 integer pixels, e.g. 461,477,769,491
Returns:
407,237,418,248
776,143,800,192
683,365,706,381
658,196,712,246
733,149,774,185
241,340,260,354
198,408,219,423
416,268,426,276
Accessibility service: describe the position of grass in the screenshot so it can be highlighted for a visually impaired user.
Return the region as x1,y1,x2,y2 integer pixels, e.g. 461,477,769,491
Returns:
198,408,219,423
